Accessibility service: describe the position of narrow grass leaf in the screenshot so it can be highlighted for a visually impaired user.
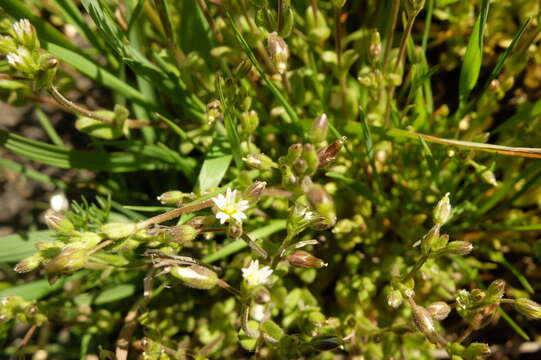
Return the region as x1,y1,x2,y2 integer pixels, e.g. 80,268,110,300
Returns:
0,230,53,263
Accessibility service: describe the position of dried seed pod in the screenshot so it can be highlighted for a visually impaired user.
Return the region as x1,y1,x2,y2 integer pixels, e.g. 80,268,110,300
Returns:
44,209,75,235
514,298,541,319
286,251,327,269
426,301,451,321
317,137,346,168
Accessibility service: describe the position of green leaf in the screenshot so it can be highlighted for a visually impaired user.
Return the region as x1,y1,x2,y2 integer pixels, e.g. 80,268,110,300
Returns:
458,0,490,101
94,284,136,304
0,272,87,301
0,129,196,173
0,230,53,263
196,137,232,191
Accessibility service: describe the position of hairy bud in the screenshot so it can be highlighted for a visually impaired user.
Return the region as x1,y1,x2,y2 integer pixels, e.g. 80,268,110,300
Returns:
426,301,451,321
310,114,329,143
244,181,267,203
100,222,136,240
440,241,473,256
44,209,75,235
434,193,452,225
267,32,289,74
286,251,327,269
157,191,191,205
514,298,541,319
243,153,276,170
307,184,336,227
10,19,39,50
170,265,218,290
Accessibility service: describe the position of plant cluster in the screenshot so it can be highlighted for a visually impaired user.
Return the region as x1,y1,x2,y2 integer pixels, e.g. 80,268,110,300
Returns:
1,0,541,359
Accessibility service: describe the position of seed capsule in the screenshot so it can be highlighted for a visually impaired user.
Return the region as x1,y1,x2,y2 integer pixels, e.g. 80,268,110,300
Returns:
514,298,541,319
100,222,137,240
267,32,289,74
44,209,75,235
434,193,452,225
310,114,329,143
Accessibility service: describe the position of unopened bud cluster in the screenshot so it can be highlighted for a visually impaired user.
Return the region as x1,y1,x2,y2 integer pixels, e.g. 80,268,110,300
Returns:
1,19,57,88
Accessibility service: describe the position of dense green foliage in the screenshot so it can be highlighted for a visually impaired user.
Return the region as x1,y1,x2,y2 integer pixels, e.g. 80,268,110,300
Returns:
1,0,541,358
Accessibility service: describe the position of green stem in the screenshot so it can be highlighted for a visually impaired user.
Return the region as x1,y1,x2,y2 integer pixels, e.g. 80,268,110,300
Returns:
402,254,429,283
136,200,214,229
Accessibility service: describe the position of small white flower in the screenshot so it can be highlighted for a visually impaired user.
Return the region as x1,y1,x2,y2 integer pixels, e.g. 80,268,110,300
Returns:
251,304,266,322
295,206,314,222
241,259,273,287
6,47,30,67
50,192,69,212
211,188,250,224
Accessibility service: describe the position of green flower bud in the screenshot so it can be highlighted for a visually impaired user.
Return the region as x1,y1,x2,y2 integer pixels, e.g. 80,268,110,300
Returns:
267,32,289,74
240,110,259,135
464,342,491,359
286,251,327,269
243,153,276,170
292,159,307,176
310,114,328,143
14,253,43,273
387,289,403,308
316,137,345,168
303,144,319,175
227,222,243,238
426,301,451,321
434,193,452,225
369,30,381,64
44,248,88,275
170,265,218,290
6,47,39,75
514,298,541,319
487,279,506,300
34,55,58,89
287,143,303,164
206,99,221,124
72,232,102,248
307,184,336,226
0,36,17,54
157,191,190,205
244,181,267,203
9,19,39,50
253,286,271,304
421,224,440,255
44,209,75,235
309,335,344,351
100,222,136,240
305,6,331,44
439,241,473,256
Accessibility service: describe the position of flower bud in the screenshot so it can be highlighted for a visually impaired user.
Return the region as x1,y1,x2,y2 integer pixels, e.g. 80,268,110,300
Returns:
369,30,381,64
426,301,451,321
440,241,473,256
253,286,271,304
421,225,440,255
310,114,329,143
244,181,267,203
14,253,43,273
100,222,136,240
286,251,327,269
5,47,38,75
487,279,506,299
267,32,289,74
44,248,88,275
434,193,452,225
292,159,307,176
243,153,276,170
0,36,17,54
206,99,221,124
227,222,243,238
9,19,39,50
316,137,346,168
409,299,444,345
287,143,303,164
464,343,491,359
170,265,218,290
481,170,498,186
307,184,336,226
387,289,403,308
233,60,252,78
170,225,198,242
302,144,319,175
305,6,331,44
514,298,541,319
240,110,259,135
157,191,191,205
309,335,344,351
44,209,75,235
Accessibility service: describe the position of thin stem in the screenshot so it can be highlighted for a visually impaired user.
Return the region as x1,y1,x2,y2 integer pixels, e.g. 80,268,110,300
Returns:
136,200,214,229
402,254,429,283
500,298,516,304
393,10,421,73
48,85,113,124
216,279,242,297
241,304,261,339
88,240,113,256
241,233,269,260
456,326,473,343
334,8,348,117
382,0,400,72
154,0,186,69
196,0,224,43
421,0,434,52
271,234,293,268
